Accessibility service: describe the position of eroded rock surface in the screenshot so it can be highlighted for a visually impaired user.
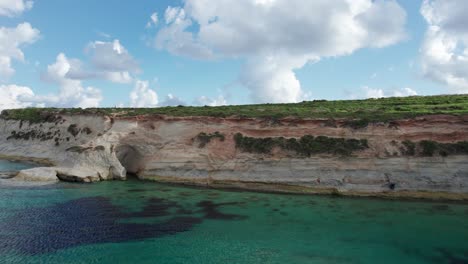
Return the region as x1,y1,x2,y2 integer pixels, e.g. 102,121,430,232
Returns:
16,167,58,182
1,114,468,199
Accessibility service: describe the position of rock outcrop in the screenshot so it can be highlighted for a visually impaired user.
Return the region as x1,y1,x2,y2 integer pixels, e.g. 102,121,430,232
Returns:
16,167,59,182
1,113,468,200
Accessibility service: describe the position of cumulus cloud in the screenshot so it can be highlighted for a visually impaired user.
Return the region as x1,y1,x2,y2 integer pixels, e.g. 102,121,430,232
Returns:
392,87,418,97
146,12,159,28
1,53,102,110
128,81,189,107
0,60,103,109
0,84,34,110
63,40,138,84
130,80,158,107
356,86,418,99
38,53,102,108
420,0,468,93
240,55,307,103
155,6,214,59
0,0,33,17
87,40,139,73
0,22,40,80
155,0,407,103
195,95,227,106
159,93,186,106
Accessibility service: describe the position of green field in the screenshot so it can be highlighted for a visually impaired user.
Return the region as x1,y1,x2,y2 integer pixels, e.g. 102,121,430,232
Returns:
2,94,468,123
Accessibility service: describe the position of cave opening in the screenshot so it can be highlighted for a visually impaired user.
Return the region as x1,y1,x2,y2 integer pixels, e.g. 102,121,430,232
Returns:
115,145,143,177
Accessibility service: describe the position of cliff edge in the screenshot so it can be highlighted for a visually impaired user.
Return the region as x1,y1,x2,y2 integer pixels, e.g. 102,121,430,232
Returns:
1,95,468,200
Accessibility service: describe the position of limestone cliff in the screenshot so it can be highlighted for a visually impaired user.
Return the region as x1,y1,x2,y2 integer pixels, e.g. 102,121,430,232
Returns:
1,113,468,200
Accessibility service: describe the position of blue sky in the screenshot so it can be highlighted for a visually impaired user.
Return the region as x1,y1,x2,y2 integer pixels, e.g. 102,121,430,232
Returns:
0,0,467,109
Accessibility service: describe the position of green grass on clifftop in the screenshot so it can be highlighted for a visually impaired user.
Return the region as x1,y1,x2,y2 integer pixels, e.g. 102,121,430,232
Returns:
1,94,468,123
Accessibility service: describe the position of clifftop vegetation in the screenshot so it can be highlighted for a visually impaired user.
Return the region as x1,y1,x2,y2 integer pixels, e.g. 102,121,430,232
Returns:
1,94,468,123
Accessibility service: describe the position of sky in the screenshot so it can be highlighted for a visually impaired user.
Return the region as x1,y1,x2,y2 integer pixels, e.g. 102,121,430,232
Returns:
0,0,467,109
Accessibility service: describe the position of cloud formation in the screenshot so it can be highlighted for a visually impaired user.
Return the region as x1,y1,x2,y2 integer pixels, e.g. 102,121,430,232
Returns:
146,12,159,28
355,86,418,99
87,40,139,75
420,0,468,93
0,22,40,80
155,0,407,103
130,80,158,107
159,94,186,106
37,53,103,108
155,6,214,60
194,95,227,106
0,84,35,110
1,53,103,110
0,0,33,17
63,40,139,84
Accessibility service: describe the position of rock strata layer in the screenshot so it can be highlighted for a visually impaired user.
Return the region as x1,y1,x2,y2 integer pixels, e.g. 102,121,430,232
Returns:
1,114,468,200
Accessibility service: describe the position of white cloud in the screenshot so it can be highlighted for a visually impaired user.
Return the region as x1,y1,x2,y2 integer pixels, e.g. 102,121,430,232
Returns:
86,39,139,73
37,53,102,108
420,0,468,93
363,87,385,98
358,86,418,99
146,12,159,28
96,31,111,39
159,93,186,106
104,71,133,84
164,6,185,25
155,6,214,59
130,80,158,107
195,95,227,106
155,0,407,103
240,55,307,103
63,39,138,84
0,84,34,110
392,87,418,97
0,22,40,80
0,0,33,17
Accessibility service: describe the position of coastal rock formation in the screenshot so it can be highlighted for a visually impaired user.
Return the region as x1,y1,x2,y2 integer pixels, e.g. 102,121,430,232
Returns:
16,167,59,182
0,171,17,179
1,113,468,199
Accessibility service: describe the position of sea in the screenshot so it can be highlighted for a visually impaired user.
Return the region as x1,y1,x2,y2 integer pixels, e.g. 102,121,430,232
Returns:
0,160,467,264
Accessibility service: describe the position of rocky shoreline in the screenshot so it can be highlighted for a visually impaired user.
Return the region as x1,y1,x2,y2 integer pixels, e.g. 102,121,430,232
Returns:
0,113,467,200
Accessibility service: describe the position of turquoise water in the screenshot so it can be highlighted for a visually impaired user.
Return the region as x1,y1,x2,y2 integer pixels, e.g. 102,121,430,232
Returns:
1,162,468,263
0,160,35,172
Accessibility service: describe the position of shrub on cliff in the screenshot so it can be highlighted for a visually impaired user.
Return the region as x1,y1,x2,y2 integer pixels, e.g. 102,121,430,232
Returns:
2,94,468,122
420,140,438,156
401,140,468,157
234,133,368,157
401,140,416,156
343,119,371,130
194,132,225,148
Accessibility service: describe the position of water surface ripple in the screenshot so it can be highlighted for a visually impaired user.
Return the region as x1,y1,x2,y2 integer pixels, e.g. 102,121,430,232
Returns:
0,161,467,263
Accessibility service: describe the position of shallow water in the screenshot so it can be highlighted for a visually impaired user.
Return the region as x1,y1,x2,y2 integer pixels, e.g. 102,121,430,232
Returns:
0,162,468,263
0,159,35,172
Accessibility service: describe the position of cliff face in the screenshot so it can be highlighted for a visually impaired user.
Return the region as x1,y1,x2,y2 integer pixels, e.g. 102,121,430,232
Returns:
1,114,468,199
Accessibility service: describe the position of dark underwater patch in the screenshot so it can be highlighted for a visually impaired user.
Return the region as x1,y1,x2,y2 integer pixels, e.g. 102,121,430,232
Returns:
0,196,246,255
127,198,180,218
177,191,194,197
127,188,147,193
437,248,468,264
431,204,451,212
196,201,246,220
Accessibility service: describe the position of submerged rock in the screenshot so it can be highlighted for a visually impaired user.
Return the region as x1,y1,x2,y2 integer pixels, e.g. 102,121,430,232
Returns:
56,167,101,183
15,166,102,183
16,167,59,182
0,171,17,179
